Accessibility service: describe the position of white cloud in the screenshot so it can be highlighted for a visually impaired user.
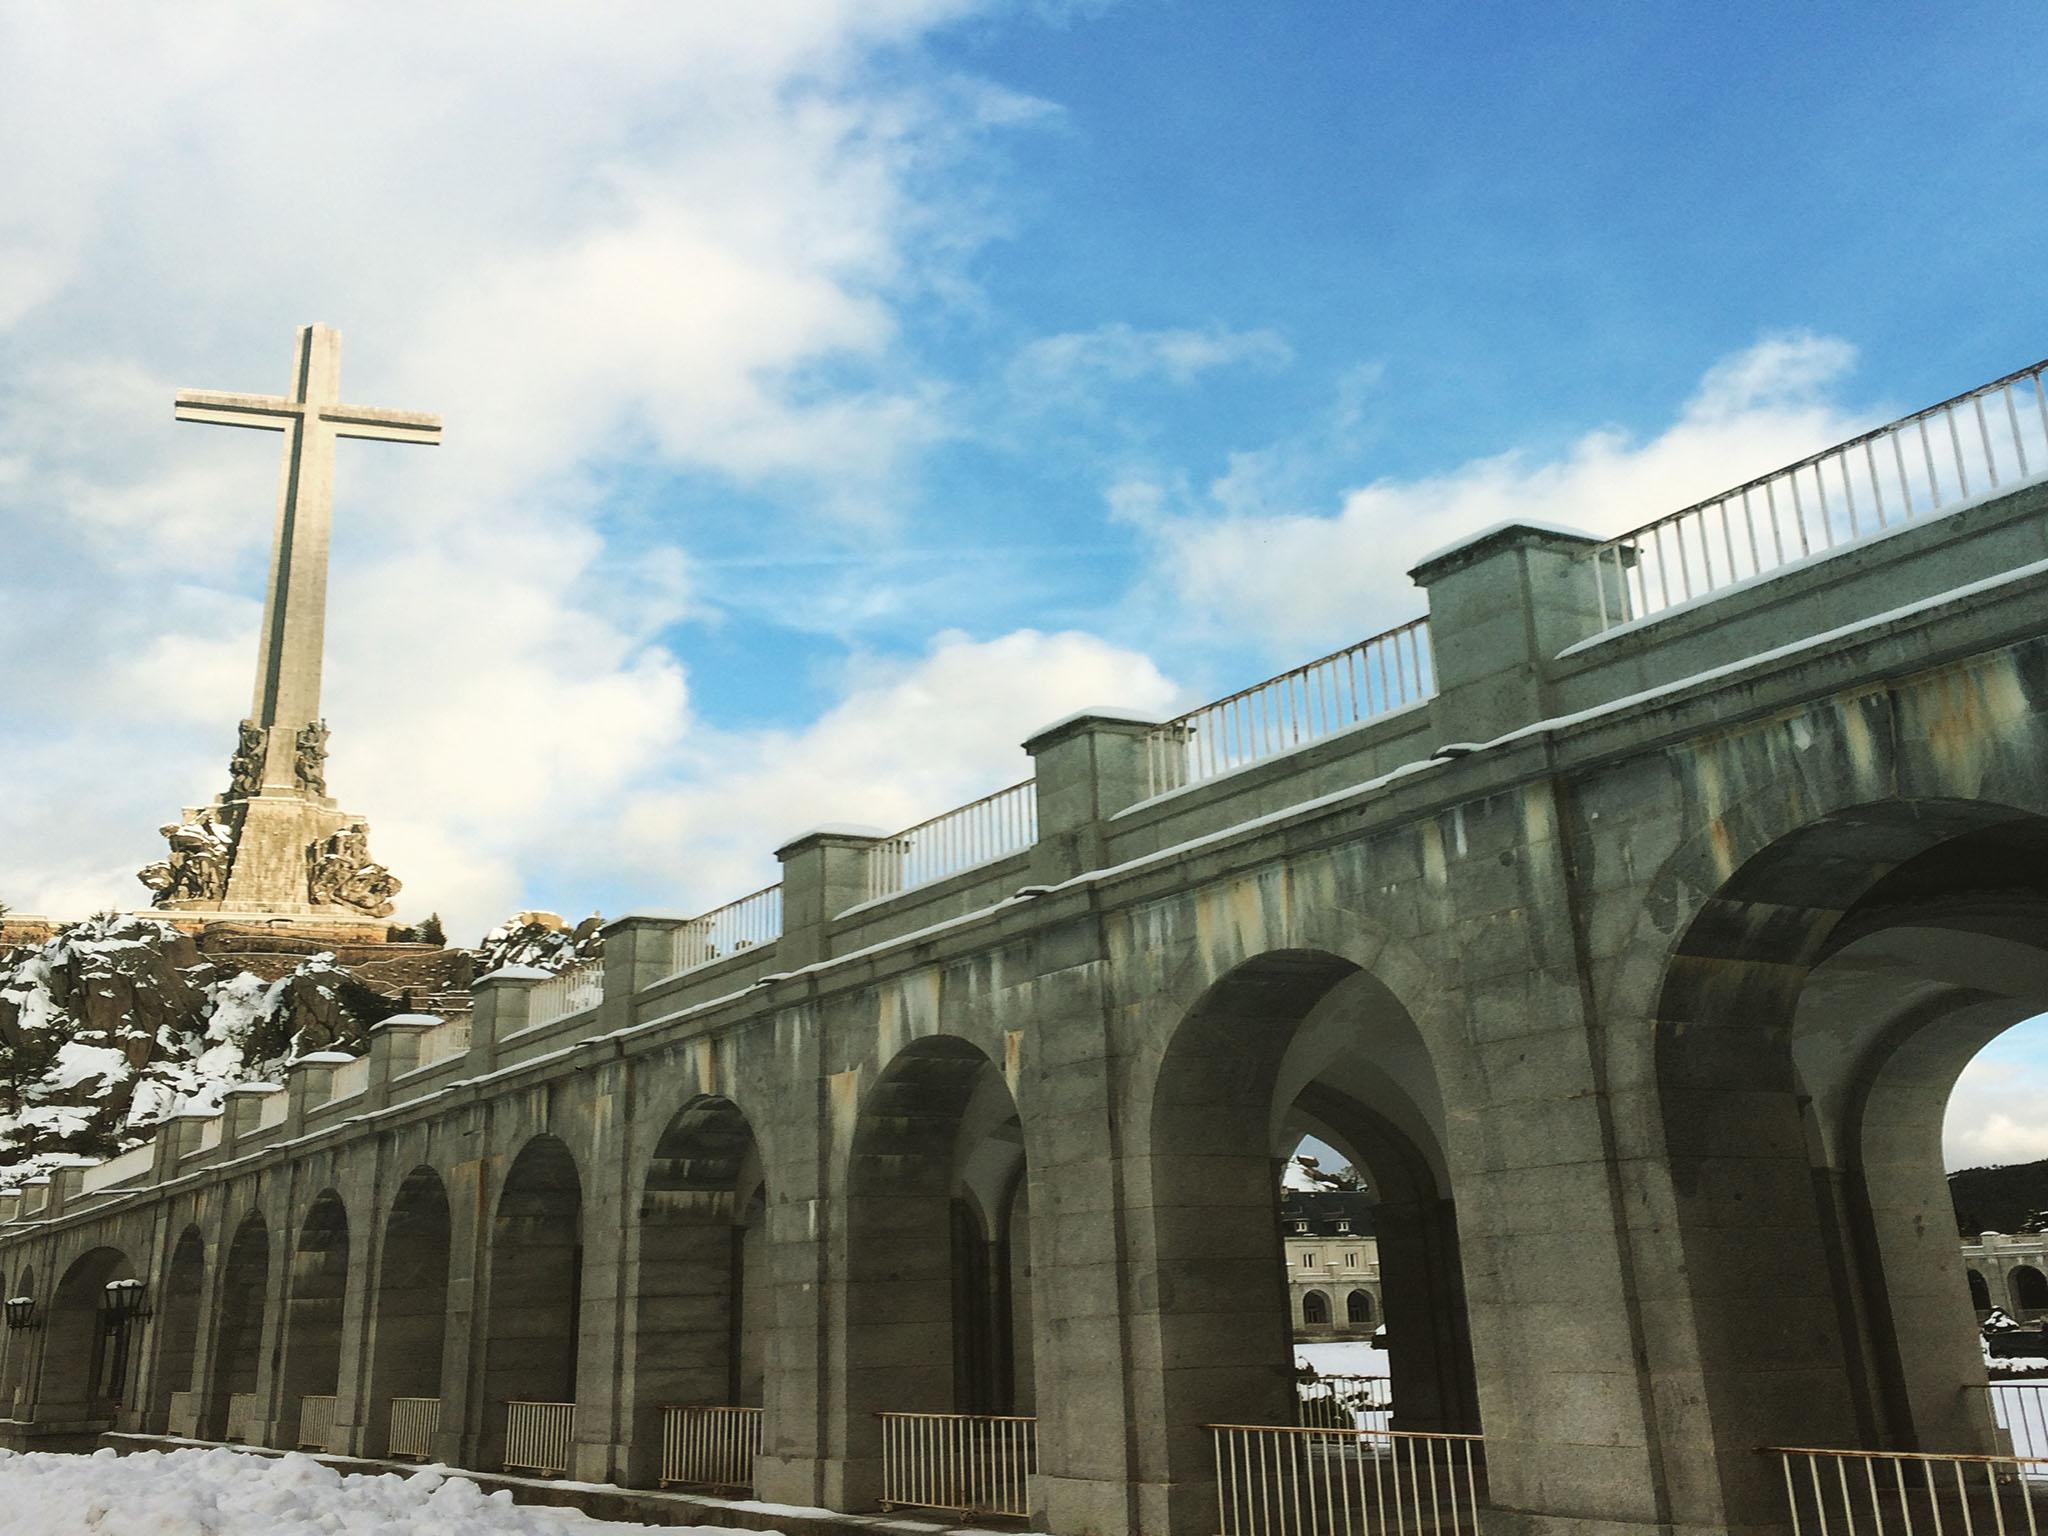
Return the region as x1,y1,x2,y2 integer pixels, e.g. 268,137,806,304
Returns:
0,2,1066,939
1946,1030,2048,1170
541,626,1178,928
1009,321,1292,404
1121,331,1878,653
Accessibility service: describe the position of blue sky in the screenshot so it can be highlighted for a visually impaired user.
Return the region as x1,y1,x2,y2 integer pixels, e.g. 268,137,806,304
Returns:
2,2,2046,1161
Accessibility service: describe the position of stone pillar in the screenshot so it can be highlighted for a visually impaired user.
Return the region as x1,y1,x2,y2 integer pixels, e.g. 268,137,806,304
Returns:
597,915,685,1033
285,1051,354,1132
774,829,890,970
327,1156,384,1455
1023,711,1159,885
752,998,832,1511
572,1052,636,1483
435,1102,490,1468
222,1084,284,1144
364,1014,440,1110
467,967,551,1075
1406,523,1617,747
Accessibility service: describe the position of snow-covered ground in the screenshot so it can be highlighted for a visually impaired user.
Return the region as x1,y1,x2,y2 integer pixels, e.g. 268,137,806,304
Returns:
0,1445,769,1536
1294,1339,1389,1377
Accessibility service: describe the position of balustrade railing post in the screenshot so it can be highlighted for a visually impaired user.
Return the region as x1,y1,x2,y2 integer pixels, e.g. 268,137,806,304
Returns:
465,965,550,1074
364,1013,439,1108
597,914,687,1031
1407,523,1611,749
1022,710,1159,885
773,828,891,969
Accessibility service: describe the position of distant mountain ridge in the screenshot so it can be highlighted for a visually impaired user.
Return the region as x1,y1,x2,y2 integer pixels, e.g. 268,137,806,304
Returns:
1950,1159,2048,1237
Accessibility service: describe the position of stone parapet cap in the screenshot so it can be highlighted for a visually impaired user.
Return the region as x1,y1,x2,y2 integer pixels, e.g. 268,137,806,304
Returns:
774,825,892,861
372,1012,442,1033
474,964,553,987
598,912,692,936
221,1082,284,1098
1021,707,1159,755
296,1051,357,1067
1406,519,1603,585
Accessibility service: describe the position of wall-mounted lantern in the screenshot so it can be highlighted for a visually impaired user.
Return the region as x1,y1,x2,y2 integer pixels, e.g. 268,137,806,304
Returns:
102,1277,151,1325
3,1295,39,1331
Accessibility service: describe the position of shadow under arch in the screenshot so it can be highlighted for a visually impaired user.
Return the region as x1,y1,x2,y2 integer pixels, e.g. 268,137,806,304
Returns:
625,1093,769,1484
41,1245,139,1425
481,1132,584,1470
1143,946,1474,1535
0,1264,24,1415
1651,798,2048,1528
206,1211,268,1440
367,1166,451,1457
151,1225,207,1430
278,1188,350,1448
839,1033,1033,1501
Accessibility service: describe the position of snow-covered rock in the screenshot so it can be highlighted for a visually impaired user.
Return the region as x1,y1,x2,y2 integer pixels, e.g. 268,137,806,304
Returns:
0,916,394,1190
476,911,603,974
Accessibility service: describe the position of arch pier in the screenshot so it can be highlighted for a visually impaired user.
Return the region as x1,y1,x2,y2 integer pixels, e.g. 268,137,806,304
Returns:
5,445,2048,1535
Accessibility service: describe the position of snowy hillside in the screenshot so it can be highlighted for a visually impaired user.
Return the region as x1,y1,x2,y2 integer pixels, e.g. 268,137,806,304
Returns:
0,916,391,1191
475,911,603,973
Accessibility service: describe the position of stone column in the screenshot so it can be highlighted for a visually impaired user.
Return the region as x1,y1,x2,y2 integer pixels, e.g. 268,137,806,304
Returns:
221,1084,284,1145
598,916,686,1034
751,995,833,1511
774,830,890,970
285,1051,354,1133
1406,523,1616,747
364,1014,440,1110
1023,710,1159,885
572,1051,636,1484
434,1102,490,1468
467,967,550,1075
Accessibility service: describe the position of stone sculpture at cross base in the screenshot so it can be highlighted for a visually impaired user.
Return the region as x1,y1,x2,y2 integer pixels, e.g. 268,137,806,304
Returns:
133,322,438,938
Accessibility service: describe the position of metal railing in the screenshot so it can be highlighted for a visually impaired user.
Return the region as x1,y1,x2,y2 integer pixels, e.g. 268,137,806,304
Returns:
671,884,783,974
1146,618,1434,797
878,1410,1037,1519
1589,358,2048,632
411,1019,469,1069
167,1389,199,1438
1766,1445,2047,1534
528,959,605,1027
1976,1381,2048,1462
504,1400,576,1476
387,1396,441,1460
1209,1423,1484,1536
298,1393,337,1451
865,780,1039,903
225,1391,262,1444
660,1404,762,1493
1298,1375,1394,1435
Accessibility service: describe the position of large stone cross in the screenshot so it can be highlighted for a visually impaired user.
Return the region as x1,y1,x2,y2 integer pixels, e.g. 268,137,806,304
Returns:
176,323,440,789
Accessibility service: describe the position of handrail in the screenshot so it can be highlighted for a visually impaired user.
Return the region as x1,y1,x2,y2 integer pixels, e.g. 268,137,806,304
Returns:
1147,617,1433,796
1589,358,2048,630
671,883,782,974
528,958,604,1027
864,779,1037,903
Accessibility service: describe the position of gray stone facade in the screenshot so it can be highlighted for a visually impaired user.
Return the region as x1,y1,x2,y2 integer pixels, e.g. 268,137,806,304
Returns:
5,470,2048,1536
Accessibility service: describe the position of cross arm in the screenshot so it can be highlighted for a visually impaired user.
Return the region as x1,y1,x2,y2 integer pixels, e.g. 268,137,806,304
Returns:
173,391,300,431
320,403,442,446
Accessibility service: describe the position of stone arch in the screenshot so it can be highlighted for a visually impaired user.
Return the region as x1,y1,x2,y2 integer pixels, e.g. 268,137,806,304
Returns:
1649,799,2048,1528
1140,944,1474,1535
625,1094,769,1483
207,1211,267,1440
1301,1290,1331,1328
1347,1289,1375,1327
481,1132,584,1470
1967,1269,1993,1313
278,1189,350,1448
1,1264,35,1415
366,1167,450,1458
840,1032,1034,1499
41,1245,139,1425
150,1226,207,1430
2011,1266,2048,1316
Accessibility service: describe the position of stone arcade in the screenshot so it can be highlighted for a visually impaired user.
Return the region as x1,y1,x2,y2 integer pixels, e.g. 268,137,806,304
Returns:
5,359,2048,1536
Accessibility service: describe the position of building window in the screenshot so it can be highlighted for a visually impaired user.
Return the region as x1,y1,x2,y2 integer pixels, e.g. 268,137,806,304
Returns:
1303,1291,1331,1327
1344,1252,1359,1268
1300,1251,1317,1267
